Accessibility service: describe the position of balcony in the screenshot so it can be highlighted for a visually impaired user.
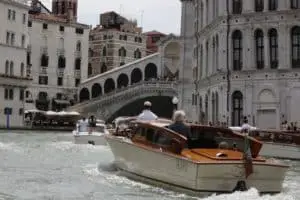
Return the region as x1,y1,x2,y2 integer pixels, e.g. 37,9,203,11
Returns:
75,50,81,58
57,48,65,56
39,67,47,75
74,70,81,78
57,68,64,77
40,46,48,54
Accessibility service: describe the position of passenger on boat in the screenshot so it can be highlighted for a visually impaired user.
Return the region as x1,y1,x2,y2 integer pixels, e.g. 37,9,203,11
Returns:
241,117,251,135
137,101,158,121
88,115,97,134
77,117,89,132
167,110,191,138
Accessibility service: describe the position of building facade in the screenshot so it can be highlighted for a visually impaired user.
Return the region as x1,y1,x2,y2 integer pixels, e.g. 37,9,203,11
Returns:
25,0,89,112
179,0,300,129
0,0,32,127
144,30,166,55
88,11,147,78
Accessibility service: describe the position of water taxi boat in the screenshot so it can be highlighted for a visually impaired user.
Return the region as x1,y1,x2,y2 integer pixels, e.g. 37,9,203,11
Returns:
105,119,288,195
229,127,300,160
73,120,109,145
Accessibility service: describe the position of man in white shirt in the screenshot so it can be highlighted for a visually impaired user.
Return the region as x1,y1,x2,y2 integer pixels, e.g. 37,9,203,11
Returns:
77,117,89,133
241,117,251,135
137,101,158,121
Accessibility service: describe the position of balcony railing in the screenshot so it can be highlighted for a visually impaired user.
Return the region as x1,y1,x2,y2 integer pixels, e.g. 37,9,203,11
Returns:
39,67,47,75
74,70,81,78
75,50,81,58
57,48,65,56
57,68,64,77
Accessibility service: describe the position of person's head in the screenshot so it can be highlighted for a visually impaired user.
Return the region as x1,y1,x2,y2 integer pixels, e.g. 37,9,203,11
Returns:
173,110,186,122
82,116,86,120
243,118,248,124
144,101,152,110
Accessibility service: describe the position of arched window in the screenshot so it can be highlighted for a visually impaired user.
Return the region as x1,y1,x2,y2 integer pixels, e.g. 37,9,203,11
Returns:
269,0,278,10
58,56,66,68
291,0,300,9
5,60,9,74
232,0,242,14
134,49,141,58
9,61,14,76
119,47,126,57
255,29,264,69
41,54,48,67
291,26,300,68
232,91,243,126
76,41,81,52
269,29,278,69
20,63,24,77
232,30,243,71
255,0,264,12
88,63,92,76
101,63,107,73
102,46,106,56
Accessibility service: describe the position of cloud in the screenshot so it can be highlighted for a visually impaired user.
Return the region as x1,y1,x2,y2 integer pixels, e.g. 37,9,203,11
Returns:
40,0,181,34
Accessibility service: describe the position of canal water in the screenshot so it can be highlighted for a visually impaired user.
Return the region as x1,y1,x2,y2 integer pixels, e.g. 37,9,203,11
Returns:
0,131,298,200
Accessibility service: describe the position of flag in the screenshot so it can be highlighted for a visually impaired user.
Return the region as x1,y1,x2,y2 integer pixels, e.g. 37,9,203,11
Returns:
243,132,253,178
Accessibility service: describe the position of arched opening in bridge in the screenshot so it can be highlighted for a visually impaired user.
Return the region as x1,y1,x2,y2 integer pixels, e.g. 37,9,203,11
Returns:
91,83,102,98
144,63,157,81
131,68,142,84
117,73,129,89
107,96,174,123
79,88,90,102
104,78,115,93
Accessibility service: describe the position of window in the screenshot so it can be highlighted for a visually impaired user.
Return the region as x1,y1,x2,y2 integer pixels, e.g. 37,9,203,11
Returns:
291,0,300,9
232,91,243,126
88,63,92,76
21,35,25,47
28,21,32,27
20,63,24,77
75,58,81,70
75,79,80,87
269,29,278,69
9,61,14,76
9,89,14,100
101,63,107,73
57,77,63,86
292,26,300,68
43,23,48,29
232,0,242,14
58,56,66,68
5,60,9,75
269,0,278,10
41,54,49,67
75,28,84,34
56,93,62,100
26,91,30,98
4,108,13,115
102,47,106,56
27,52,31,65
19,108,23,116
134,49,142,58
39,76,48,85
11,33,15,45
8,9,11,20
118,47,126,57
232,30,243,71
23,13,26,24
4,89,9,100
255,0,264,12
76,41,81,52
255,29,264,69
12,11,16,20
152,36,160,43
103,35,107,40
59,26,64,32
19,89,24,101
6,32,10,44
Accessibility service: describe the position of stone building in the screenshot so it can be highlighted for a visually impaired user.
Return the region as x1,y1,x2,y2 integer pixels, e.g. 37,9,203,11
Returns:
0,0,32,127
144,30,166,55
179,0,300,129
88,11,147,78
25,0,89,112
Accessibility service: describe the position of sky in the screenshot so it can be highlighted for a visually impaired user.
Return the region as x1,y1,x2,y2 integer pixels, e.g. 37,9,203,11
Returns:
41,0,182,35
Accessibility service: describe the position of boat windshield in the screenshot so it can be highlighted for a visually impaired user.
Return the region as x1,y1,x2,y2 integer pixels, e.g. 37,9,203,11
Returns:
187,127,220,149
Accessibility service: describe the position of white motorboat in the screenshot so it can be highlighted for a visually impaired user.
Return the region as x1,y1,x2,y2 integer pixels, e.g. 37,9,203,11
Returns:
229,127,300,160
105,119,289,195
73,122,109,145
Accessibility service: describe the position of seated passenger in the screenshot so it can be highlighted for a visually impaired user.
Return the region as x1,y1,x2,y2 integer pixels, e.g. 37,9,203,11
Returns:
137,101,158,121
168,110,191,138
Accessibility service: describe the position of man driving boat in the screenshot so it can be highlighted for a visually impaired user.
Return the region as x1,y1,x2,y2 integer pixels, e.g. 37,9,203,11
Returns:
137,101,158,121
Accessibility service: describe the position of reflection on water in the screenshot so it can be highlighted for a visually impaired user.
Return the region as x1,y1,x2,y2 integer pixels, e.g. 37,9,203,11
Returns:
0,131,298,200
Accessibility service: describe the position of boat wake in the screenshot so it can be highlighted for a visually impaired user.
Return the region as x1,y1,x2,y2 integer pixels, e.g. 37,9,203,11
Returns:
0,142,23,153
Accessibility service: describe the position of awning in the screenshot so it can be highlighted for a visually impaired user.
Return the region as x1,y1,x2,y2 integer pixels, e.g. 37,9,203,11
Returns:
54,99,70,105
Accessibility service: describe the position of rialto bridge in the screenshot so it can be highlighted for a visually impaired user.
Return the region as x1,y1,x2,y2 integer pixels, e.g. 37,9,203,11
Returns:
68,35,182,121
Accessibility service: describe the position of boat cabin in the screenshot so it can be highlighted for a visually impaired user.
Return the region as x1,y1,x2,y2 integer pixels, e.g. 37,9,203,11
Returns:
115,120,263,158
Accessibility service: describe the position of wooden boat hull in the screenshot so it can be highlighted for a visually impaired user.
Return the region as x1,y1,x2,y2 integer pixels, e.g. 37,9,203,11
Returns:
259,142,300,160
73,131,107,146
106,135,288,194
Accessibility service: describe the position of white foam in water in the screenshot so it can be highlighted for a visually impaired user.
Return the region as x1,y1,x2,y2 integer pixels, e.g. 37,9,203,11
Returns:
0,142,22,153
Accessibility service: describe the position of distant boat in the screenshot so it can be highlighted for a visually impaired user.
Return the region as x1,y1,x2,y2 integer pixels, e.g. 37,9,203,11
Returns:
73,121,109,146
229,126,300,160
105,119,289,195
